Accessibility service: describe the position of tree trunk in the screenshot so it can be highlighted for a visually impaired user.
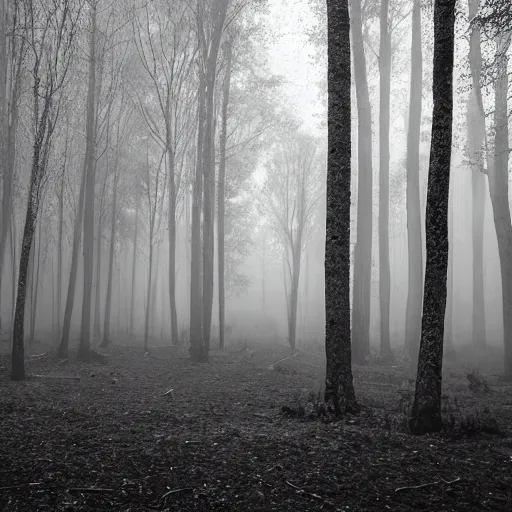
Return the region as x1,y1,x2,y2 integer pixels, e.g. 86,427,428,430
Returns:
100,123,119,349
409,0,456,435
379,0,392,361
467,0,486,350
29,221,42,344
58,163,86,358
57,121,68,340
325,0,359,415
144,242,154,353
489,33,512,379
405,0,424,362
130,200,139,338
78,2,97,362
190,74,205,361
0,0,7,333
350,0,373,366
218,37,232,351
167,145,179,346
444,189,455,358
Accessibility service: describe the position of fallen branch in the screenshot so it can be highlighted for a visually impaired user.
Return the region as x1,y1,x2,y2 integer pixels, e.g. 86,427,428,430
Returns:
160,487,193,500
31,374,80,380
68,487,114,493
161,388,174,396
395,477,461,493
29,353,47,358
266,464,283,472
0,483,43,492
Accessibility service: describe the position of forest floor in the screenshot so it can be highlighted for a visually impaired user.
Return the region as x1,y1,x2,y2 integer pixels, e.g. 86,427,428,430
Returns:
1,340,512,511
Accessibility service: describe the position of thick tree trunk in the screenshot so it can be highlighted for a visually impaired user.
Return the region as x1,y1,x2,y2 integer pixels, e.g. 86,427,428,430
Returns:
144,243,154,353
58,164,86,358
325,0,359,415
78,3,97,362
218,38,232,351
409,0,456,435
405,0,423,362
489,33,512,379
444,189,455,358
57,123,68,340
29,222,42,344
379,0,392,361
350,0,372,366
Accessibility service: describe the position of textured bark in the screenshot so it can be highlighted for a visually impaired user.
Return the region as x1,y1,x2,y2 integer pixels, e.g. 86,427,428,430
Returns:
489,33,512,379
78,3,97,362
468,0,486,349
444,190,455,357
325,0,359,415
379,0,392,361
409,0,456,435
350,0,372,365
218,37,232,351
405,0,424,362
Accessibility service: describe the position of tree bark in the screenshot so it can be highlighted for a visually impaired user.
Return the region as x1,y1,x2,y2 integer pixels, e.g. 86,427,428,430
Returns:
409,0,456,434
78,2,97,362
0,0,7,333
325,0,359,415
218,37,232,351
350,0,373,365
405,0,424,362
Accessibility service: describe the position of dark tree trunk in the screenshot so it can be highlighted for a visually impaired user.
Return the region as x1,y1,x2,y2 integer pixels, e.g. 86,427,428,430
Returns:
167,145,179,346
350,0,372,366
58,163,86,358
78,2,97,362
0,0,7,333
324,0,359,416
218,37,232,351
405,0,424,362
409,0,456,435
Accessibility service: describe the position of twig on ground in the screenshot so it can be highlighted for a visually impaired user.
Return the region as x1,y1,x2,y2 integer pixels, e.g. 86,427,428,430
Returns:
395,477,461,493
29,353,47,358
285,480,336,508
0,483,43,491
68,487,114,493
161,388,174,396
266,464,283,472
31,374,80,380
160,487,194,500
268,351,299,370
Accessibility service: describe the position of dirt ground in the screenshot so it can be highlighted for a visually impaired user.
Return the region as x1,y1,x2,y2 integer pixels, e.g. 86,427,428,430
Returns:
1,341,511,511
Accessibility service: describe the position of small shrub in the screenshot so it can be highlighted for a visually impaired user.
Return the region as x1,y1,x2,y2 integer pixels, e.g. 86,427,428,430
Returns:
467,370,490,393
280,389,336,423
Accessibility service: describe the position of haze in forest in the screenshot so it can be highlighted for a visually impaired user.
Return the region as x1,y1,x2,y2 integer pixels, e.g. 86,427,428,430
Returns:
0,0,508,375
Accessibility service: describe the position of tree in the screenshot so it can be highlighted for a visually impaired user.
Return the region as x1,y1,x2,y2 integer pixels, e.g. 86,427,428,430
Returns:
467,0,486,350
78,0,98,362
325,0,358,415
350,0,373,365
379,0,393,361
405,0,424,362
12,0,82,380
409,0,456,434
260,135,321,350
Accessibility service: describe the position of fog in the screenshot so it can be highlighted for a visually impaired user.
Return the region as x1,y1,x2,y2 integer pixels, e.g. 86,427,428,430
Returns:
0,0,508,367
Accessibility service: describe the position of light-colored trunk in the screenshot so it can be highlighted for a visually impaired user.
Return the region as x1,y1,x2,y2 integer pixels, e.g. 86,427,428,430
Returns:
350,0,373,365
405,0,423,362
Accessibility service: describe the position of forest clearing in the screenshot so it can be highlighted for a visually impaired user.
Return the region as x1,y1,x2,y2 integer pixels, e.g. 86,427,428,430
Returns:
1,342,511,511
